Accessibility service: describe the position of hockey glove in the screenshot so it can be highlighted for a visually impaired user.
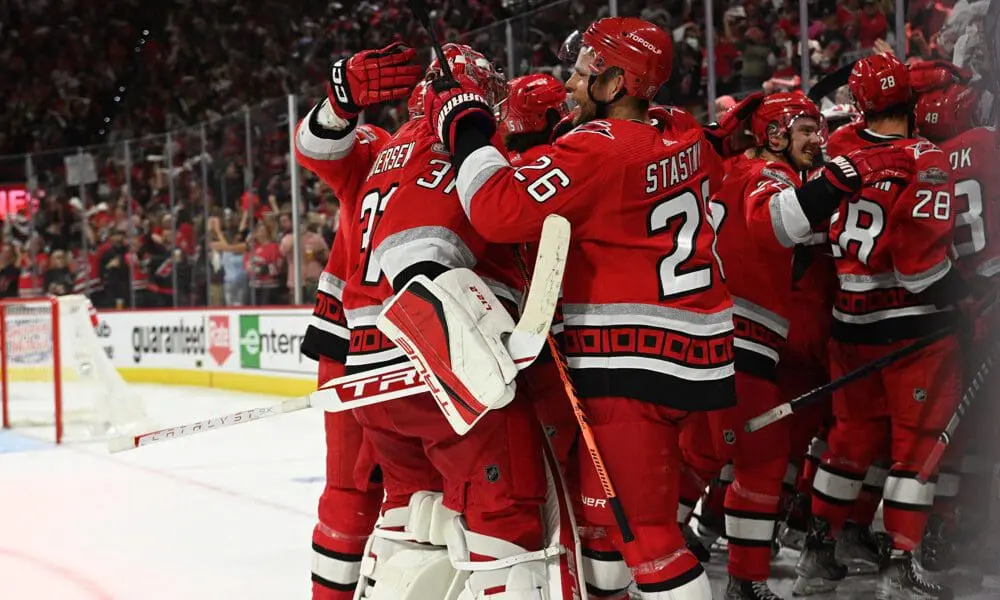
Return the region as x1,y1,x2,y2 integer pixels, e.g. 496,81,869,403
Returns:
328,43,424,120
703,91,764,156
910,59,974,93
550,109,579,142
822,144,916,194
425,75,497,155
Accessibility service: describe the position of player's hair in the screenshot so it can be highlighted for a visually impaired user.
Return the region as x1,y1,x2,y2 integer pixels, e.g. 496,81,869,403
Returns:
504,109,564,153
859,101,912,126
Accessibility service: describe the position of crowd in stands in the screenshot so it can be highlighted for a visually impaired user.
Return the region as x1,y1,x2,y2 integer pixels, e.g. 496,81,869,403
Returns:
0,0,989,307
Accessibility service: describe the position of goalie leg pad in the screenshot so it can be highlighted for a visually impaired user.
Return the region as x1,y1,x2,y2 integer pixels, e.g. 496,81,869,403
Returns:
377,269,518,435
354,491,465,600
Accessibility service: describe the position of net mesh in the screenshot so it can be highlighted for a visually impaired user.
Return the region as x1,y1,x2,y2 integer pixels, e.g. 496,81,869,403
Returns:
2,296,147,441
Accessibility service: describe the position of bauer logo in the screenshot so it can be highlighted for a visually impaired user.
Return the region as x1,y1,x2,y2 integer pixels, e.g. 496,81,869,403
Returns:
239,315,261,369
208,315,232,366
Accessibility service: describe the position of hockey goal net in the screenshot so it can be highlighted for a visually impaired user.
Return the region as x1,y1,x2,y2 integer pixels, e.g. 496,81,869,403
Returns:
0,295,146,443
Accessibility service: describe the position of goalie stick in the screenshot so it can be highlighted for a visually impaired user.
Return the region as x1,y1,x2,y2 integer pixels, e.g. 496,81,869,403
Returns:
111,215,571,451
307,214,570,412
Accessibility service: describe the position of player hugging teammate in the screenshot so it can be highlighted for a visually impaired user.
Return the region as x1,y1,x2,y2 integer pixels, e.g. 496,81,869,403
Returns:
292,12,999,600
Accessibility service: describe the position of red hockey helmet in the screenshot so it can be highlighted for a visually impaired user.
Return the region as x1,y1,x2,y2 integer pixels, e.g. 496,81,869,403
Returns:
750,91,824,148
497,73,568,138
848,53,912,114
407,80,429,120
914,84,979,141
581,17,673,101
427,43,507,106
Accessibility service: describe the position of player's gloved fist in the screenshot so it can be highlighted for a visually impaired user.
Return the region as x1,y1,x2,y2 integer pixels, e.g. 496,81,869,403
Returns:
910,59,974,93
328,43,424,120
822,144,916,193
703,91,764,155
425,75,497,153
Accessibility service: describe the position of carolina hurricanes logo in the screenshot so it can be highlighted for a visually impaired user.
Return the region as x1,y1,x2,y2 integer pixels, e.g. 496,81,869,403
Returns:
566,120,615,140
908,139,941,158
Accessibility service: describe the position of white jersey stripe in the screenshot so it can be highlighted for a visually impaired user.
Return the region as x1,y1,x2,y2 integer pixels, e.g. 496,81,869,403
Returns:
833,304,952,325
295,100,356,161
732,297,789,338
734,338,779,363
375,226,477,285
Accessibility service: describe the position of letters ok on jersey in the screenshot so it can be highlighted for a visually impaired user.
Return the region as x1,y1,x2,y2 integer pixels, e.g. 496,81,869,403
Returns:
459,118,736,410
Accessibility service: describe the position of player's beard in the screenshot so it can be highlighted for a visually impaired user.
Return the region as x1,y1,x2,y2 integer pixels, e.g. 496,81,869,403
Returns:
573,97,598,125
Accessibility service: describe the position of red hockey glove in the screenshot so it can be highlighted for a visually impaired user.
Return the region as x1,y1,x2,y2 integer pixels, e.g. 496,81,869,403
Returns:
909,59,974,93
822,144,916,193
328,43,423,120
703,91,764,156
425,75,497,154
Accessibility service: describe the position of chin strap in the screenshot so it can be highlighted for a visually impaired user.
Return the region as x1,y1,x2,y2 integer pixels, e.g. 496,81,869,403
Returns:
587,75,627,119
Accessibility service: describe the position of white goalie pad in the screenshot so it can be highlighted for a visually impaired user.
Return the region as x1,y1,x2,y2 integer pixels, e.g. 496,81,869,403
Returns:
444,439,585,600
376,268,519,435
354,491,465,600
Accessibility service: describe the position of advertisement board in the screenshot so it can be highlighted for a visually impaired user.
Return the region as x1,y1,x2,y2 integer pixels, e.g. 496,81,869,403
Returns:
98,307,316,396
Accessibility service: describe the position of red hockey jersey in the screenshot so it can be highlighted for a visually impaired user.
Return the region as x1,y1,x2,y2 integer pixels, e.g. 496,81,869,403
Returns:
828,133,956,344
939,127,1000,282
458,118,736,410
825,121,867,158
294,107,391,366
714,155,804,381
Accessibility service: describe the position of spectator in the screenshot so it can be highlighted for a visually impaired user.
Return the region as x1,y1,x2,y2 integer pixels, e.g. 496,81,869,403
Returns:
0,244,19,298
209,211,250,306
246,218,283,305
739,27,774,91
859,0,890,49
44,250,75,296
280,217,329,303
99,230,131,308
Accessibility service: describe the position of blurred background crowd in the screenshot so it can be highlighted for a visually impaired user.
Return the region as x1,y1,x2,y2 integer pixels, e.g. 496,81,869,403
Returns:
0,0,992,308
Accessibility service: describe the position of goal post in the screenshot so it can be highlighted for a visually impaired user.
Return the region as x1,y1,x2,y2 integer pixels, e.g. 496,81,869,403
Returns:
0,295,147,443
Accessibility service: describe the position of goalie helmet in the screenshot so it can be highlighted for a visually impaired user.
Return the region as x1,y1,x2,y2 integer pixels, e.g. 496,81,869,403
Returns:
581,17,673,101
426,43,507,106
407,80,429,120
914,84,979,141
497,73,568,137
849,53,912,114
750,91,824,148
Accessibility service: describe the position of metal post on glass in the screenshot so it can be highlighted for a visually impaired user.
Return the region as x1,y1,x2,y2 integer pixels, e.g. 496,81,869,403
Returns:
288,95,303,305
76,147,89,300
244,106,256,306
124,140,135,309
705,0,718,122
24,154,37,293
800,0,811,93
201,125,212,307
166,133,179,308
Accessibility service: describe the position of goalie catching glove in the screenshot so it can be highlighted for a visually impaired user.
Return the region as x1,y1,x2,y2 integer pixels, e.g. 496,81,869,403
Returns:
328,42,424,120
377,268,519,436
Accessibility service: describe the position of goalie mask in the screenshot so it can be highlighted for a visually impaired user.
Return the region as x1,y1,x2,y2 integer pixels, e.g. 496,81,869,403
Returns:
426,43,507,107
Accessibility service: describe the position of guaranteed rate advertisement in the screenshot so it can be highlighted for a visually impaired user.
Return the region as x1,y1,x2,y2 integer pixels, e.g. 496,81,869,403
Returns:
97,307,316,388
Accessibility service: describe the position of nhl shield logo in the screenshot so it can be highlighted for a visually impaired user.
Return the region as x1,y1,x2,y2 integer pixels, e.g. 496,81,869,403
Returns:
724,429,737,445
485,464,501,483
913,388,928,402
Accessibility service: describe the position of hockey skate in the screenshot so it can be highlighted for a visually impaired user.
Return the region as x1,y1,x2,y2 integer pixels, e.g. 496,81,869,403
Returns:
835,521,891,575
682,522,712,563
778,492,810,551
876,550,954,600
917,515,955,573
792,517,846,596
724,575,784,600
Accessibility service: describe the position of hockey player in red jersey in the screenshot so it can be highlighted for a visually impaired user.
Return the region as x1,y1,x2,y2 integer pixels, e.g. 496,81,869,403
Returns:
914,82,1000,573
293,44,417,599
424,16,913,599
317,43,581,600
793,53,969,600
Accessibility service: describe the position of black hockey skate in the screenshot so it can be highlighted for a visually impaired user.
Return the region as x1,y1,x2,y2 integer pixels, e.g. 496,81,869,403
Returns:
836,521,892,575
917,515,955,573
876,550,954,600
724,575,784,600
793,517,846,596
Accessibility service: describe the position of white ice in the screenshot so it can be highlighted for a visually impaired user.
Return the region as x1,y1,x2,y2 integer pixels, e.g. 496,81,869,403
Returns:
0,383,997,599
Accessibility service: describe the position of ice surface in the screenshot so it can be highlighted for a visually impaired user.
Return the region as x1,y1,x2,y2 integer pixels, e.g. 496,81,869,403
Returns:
0,383,997,599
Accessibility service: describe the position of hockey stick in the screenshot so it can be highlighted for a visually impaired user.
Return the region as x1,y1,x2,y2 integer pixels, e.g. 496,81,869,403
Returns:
511,243,636,544
108,395,311,453
309,214,570,413
917,334,1000,482
808,62,854,103
745,325,955,433
408,0,454,82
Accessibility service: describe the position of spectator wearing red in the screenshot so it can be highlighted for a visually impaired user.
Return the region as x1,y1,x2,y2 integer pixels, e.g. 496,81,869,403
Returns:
0,245,19,298
859,0,890,49
246,219,282,305
838,0,861,41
